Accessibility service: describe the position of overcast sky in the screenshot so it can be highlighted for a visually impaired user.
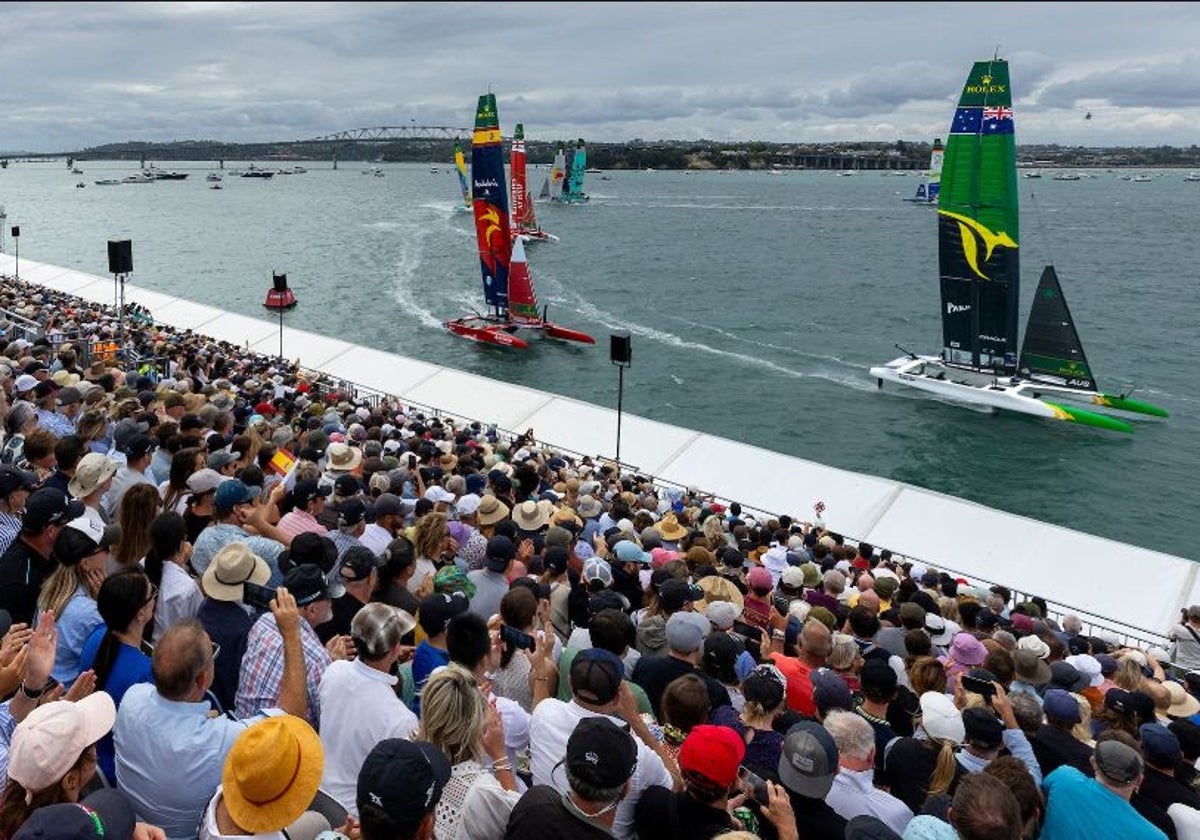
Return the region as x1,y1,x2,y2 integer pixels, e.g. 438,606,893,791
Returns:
2,2,1199,152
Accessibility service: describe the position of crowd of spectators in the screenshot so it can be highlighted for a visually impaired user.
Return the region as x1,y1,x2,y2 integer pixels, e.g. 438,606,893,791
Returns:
1,275,1200,839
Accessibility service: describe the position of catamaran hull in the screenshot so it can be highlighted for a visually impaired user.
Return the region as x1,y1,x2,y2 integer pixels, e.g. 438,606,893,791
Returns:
444,316,595,350
869,356,1138,433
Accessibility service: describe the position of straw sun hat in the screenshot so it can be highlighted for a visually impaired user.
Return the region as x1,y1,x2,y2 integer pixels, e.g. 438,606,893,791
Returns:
222,716,324,833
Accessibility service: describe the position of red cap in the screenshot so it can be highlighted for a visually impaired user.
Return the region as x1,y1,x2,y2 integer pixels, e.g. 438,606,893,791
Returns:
709,503,727,515
254,401,276,417
852,557,870,571
679,724,745,789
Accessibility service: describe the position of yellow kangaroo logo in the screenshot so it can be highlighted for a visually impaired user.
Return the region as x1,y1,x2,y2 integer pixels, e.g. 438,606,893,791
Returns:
938,210,1017,280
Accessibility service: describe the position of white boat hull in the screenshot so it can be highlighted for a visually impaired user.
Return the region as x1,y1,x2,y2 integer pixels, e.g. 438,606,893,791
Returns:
869,356,1063,419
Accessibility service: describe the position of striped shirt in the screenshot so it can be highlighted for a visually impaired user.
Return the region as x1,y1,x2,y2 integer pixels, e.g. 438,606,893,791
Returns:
0,511,21,557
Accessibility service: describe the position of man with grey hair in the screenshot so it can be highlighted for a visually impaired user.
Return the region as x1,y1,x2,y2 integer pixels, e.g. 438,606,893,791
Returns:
319,602,418,816
1061,614,1084,637
823,710,913,835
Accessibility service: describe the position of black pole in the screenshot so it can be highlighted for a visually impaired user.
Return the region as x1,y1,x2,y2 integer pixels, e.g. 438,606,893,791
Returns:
11,227,18,279
616,364,624,466
279,303,284,361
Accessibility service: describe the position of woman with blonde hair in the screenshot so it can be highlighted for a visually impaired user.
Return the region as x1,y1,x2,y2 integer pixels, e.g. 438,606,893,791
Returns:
883,690,966,814
908,656,949,696
701,513,729,550
39,517,110,687
111,483,162,569
409,510,452,594
418,664,519,840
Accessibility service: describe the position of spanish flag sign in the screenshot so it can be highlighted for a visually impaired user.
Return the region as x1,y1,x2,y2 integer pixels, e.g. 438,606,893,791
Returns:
269,448,297,477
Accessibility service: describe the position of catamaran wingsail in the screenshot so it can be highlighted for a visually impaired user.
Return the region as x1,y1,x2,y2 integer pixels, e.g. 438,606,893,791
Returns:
558,139,590,203
538,143,566,200
869,58,1167,432
510,123,557,243
904,138,944,204
443,94,593,350
453,140,471,213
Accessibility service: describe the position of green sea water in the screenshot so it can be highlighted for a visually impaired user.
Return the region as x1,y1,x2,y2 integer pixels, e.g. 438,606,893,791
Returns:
2,160,1195,559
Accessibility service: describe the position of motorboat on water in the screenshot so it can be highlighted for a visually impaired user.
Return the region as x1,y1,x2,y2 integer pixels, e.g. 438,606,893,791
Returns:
122,173,155,183
206,172,223,182
94,179,121,186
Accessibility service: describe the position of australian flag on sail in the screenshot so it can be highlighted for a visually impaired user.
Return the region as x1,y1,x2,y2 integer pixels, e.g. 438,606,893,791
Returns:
951,106,1014,135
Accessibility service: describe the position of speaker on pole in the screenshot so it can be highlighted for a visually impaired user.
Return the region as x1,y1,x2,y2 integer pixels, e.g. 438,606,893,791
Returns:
108,239,133,275
610,331,632,366
10,226,18,239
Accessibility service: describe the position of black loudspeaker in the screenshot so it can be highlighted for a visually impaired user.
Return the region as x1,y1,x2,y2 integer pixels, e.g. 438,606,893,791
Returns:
10,226,18,238
107,239,132,274
272,272,288,292
610,331,632,365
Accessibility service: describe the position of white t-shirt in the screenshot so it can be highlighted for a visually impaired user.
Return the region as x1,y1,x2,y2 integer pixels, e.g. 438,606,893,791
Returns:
318,658,419,816
529,698,672,840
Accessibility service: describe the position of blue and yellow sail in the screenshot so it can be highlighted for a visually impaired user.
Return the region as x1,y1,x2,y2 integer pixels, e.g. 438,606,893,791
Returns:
470,93,512,313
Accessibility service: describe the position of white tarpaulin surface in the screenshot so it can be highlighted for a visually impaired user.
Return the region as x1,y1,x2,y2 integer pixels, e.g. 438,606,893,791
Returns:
4,255,1193,637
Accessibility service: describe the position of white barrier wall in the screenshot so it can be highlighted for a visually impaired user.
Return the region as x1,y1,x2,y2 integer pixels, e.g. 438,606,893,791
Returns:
2,254,1195,637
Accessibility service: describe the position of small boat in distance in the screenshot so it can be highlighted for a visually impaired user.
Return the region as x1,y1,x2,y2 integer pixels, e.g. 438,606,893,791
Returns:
241,165,274,179
452,140,472,213
1131,173,1154,183
206,173,222,182
1053,172,1081,181
1022,171,1042,179
94,179,121,186
75,182,85,188
870,56,1167,433
444,93,593,350
122,174,155,183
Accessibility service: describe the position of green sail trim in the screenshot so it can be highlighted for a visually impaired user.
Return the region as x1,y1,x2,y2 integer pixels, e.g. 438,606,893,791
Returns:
1043,402,1134,434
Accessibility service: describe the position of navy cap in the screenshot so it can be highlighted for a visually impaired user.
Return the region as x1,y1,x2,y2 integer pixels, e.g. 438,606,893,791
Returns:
357,739,451,830
13,788,136,840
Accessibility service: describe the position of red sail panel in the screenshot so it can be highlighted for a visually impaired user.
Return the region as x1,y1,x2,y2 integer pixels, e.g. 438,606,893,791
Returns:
506,235,541,320
510,124,534,232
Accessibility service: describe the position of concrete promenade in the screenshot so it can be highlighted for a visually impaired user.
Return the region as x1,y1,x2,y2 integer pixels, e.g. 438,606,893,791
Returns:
1,253,1193,641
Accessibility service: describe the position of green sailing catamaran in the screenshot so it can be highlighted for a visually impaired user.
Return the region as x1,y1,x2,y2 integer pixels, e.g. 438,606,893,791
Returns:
870,56,1167,432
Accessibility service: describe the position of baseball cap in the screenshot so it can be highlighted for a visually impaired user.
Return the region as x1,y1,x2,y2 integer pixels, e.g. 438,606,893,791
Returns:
666,611,711,654
485,535,516,572
280,564,332,607
352,602,417,657
179,413,204,432
778,721,839,799
417,592,469,638
340,545,382,582
185,468,225,496
747,566,773,591
337,497,368,527
13,374,38,393
25,488,85,532
613,540,651,565
214,480,258,510
292,480,331,506
658,578,702,612
583,557,613,588
277,531,338,575
357,739,451,830
120,433,157,460
1140,723,1182,767
1094,739,1144,784
566,717,638,789
8,694,117,795
1042,688,1082,723
456,493,481,517
705,600,740,631
1049,660,1089,693
333,474,360,497
679,724,746,791
962,707,1005,749
371,493,408,518
811,669,854,714
569,648,625,705
12,789,136,840
0,465,39,497
206,450,238,472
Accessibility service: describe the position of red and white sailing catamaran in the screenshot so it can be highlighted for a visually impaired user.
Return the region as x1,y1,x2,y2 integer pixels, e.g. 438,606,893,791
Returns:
443,95,593,350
